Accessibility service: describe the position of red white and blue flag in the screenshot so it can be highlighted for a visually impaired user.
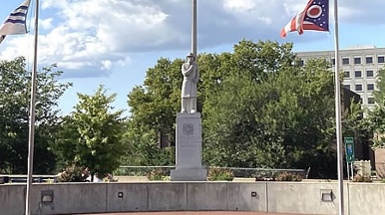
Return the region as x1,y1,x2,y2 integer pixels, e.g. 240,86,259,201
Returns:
281,0,329,38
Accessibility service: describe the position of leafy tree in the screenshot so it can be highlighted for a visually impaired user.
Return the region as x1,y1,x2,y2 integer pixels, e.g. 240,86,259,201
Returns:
122,125,175,166
365,103,385,148
127,58,182,145
0,57,71,174
126,53,230,149
373,68,385,103
202,53,339,177
125,39,363,178
229,40,296,81
53,86,126,180
341,94,369,161
365,67,385,148
124,58,184,166
202,40,296,166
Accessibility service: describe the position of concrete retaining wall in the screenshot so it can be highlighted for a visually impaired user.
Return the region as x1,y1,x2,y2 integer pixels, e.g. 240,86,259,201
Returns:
1,181,384,215
267,182,345,215
348,183,385,215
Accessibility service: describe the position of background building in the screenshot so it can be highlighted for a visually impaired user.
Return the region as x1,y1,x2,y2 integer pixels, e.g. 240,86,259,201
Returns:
296,45,385,110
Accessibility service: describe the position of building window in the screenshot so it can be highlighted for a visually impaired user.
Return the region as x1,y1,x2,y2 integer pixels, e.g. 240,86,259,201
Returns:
355,84,362,91
342,58,349,65
343,85,350,90
344,71,350,78
354,57,361,64
367,84,374,91
378,56,385,63
359,98,363,104
355,71,362,78
366,56,373,64
331,58,335,65
368,97,375,104
367,70,374,77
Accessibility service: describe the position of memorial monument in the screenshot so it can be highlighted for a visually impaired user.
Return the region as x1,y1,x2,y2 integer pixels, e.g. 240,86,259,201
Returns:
170,0,207,181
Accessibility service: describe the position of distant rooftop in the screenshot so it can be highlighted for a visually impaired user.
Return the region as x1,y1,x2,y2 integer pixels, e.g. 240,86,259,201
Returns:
295,45,385,54
345,45,377,50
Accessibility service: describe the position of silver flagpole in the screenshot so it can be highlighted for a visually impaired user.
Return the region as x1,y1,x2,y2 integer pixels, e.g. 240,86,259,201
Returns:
191,0,197,56
333,0,345,214
25,0,39,214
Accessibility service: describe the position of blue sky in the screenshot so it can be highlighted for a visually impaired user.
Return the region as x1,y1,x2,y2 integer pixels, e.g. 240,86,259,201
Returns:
1,0,385,116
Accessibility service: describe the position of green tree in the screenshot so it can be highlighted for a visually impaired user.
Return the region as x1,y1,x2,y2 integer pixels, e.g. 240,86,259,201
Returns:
126,52,232,149
122,125,175,166
127,58,182,146
203,53,338,177
124,58,184,166
373,68,385,103
125,39,363,178
0,57,71,174
365,67,385,148
53,86,126,180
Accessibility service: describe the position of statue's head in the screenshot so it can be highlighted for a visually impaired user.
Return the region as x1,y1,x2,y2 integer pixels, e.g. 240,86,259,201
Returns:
186,53,196,62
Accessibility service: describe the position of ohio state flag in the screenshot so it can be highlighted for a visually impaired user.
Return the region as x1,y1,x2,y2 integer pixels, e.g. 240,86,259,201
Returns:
281,0,329,38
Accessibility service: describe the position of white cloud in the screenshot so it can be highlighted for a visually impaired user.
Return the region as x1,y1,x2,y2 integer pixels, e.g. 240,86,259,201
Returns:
223,0,257,12
39,18,53,30
101,60,112,70
0,0,383,78
283,0,309,16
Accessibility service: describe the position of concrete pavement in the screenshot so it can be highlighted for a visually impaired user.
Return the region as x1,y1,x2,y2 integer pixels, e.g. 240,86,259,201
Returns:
79,211,312,215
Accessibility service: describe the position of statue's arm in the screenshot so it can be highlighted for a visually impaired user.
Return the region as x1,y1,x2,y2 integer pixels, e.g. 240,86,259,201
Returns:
182,64,194,76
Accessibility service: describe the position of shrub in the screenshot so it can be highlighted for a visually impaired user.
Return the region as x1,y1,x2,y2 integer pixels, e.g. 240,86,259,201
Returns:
146,168,169,181
208,168,234,181
275,171,303,181
255,177,275,181
113,167,148,176
353,174,372,182
57,164,89,182
104,173,118,182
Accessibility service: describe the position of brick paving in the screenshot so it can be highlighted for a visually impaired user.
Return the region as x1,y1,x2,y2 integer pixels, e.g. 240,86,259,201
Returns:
80,211,310,215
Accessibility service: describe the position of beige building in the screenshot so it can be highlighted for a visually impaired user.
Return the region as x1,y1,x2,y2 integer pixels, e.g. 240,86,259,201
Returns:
296,45,385,110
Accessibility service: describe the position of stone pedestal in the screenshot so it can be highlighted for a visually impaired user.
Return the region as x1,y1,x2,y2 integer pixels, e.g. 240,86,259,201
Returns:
171,113,207,181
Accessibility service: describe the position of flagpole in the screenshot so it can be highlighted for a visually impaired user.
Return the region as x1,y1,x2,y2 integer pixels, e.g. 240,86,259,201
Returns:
191,0,197,56
333,0,345,214
25,0,39,214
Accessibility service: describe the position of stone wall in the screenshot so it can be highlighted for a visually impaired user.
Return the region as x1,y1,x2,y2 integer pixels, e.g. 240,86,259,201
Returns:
1,181,384,215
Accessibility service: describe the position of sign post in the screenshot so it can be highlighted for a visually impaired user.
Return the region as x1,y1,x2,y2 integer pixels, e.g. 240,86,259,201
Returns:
344,137,355,181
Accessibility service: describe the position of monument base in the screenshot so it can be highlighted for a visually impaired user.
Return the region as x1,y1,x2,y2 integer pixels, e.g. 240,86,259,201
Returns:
171,113,207,181
171,168,207,181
